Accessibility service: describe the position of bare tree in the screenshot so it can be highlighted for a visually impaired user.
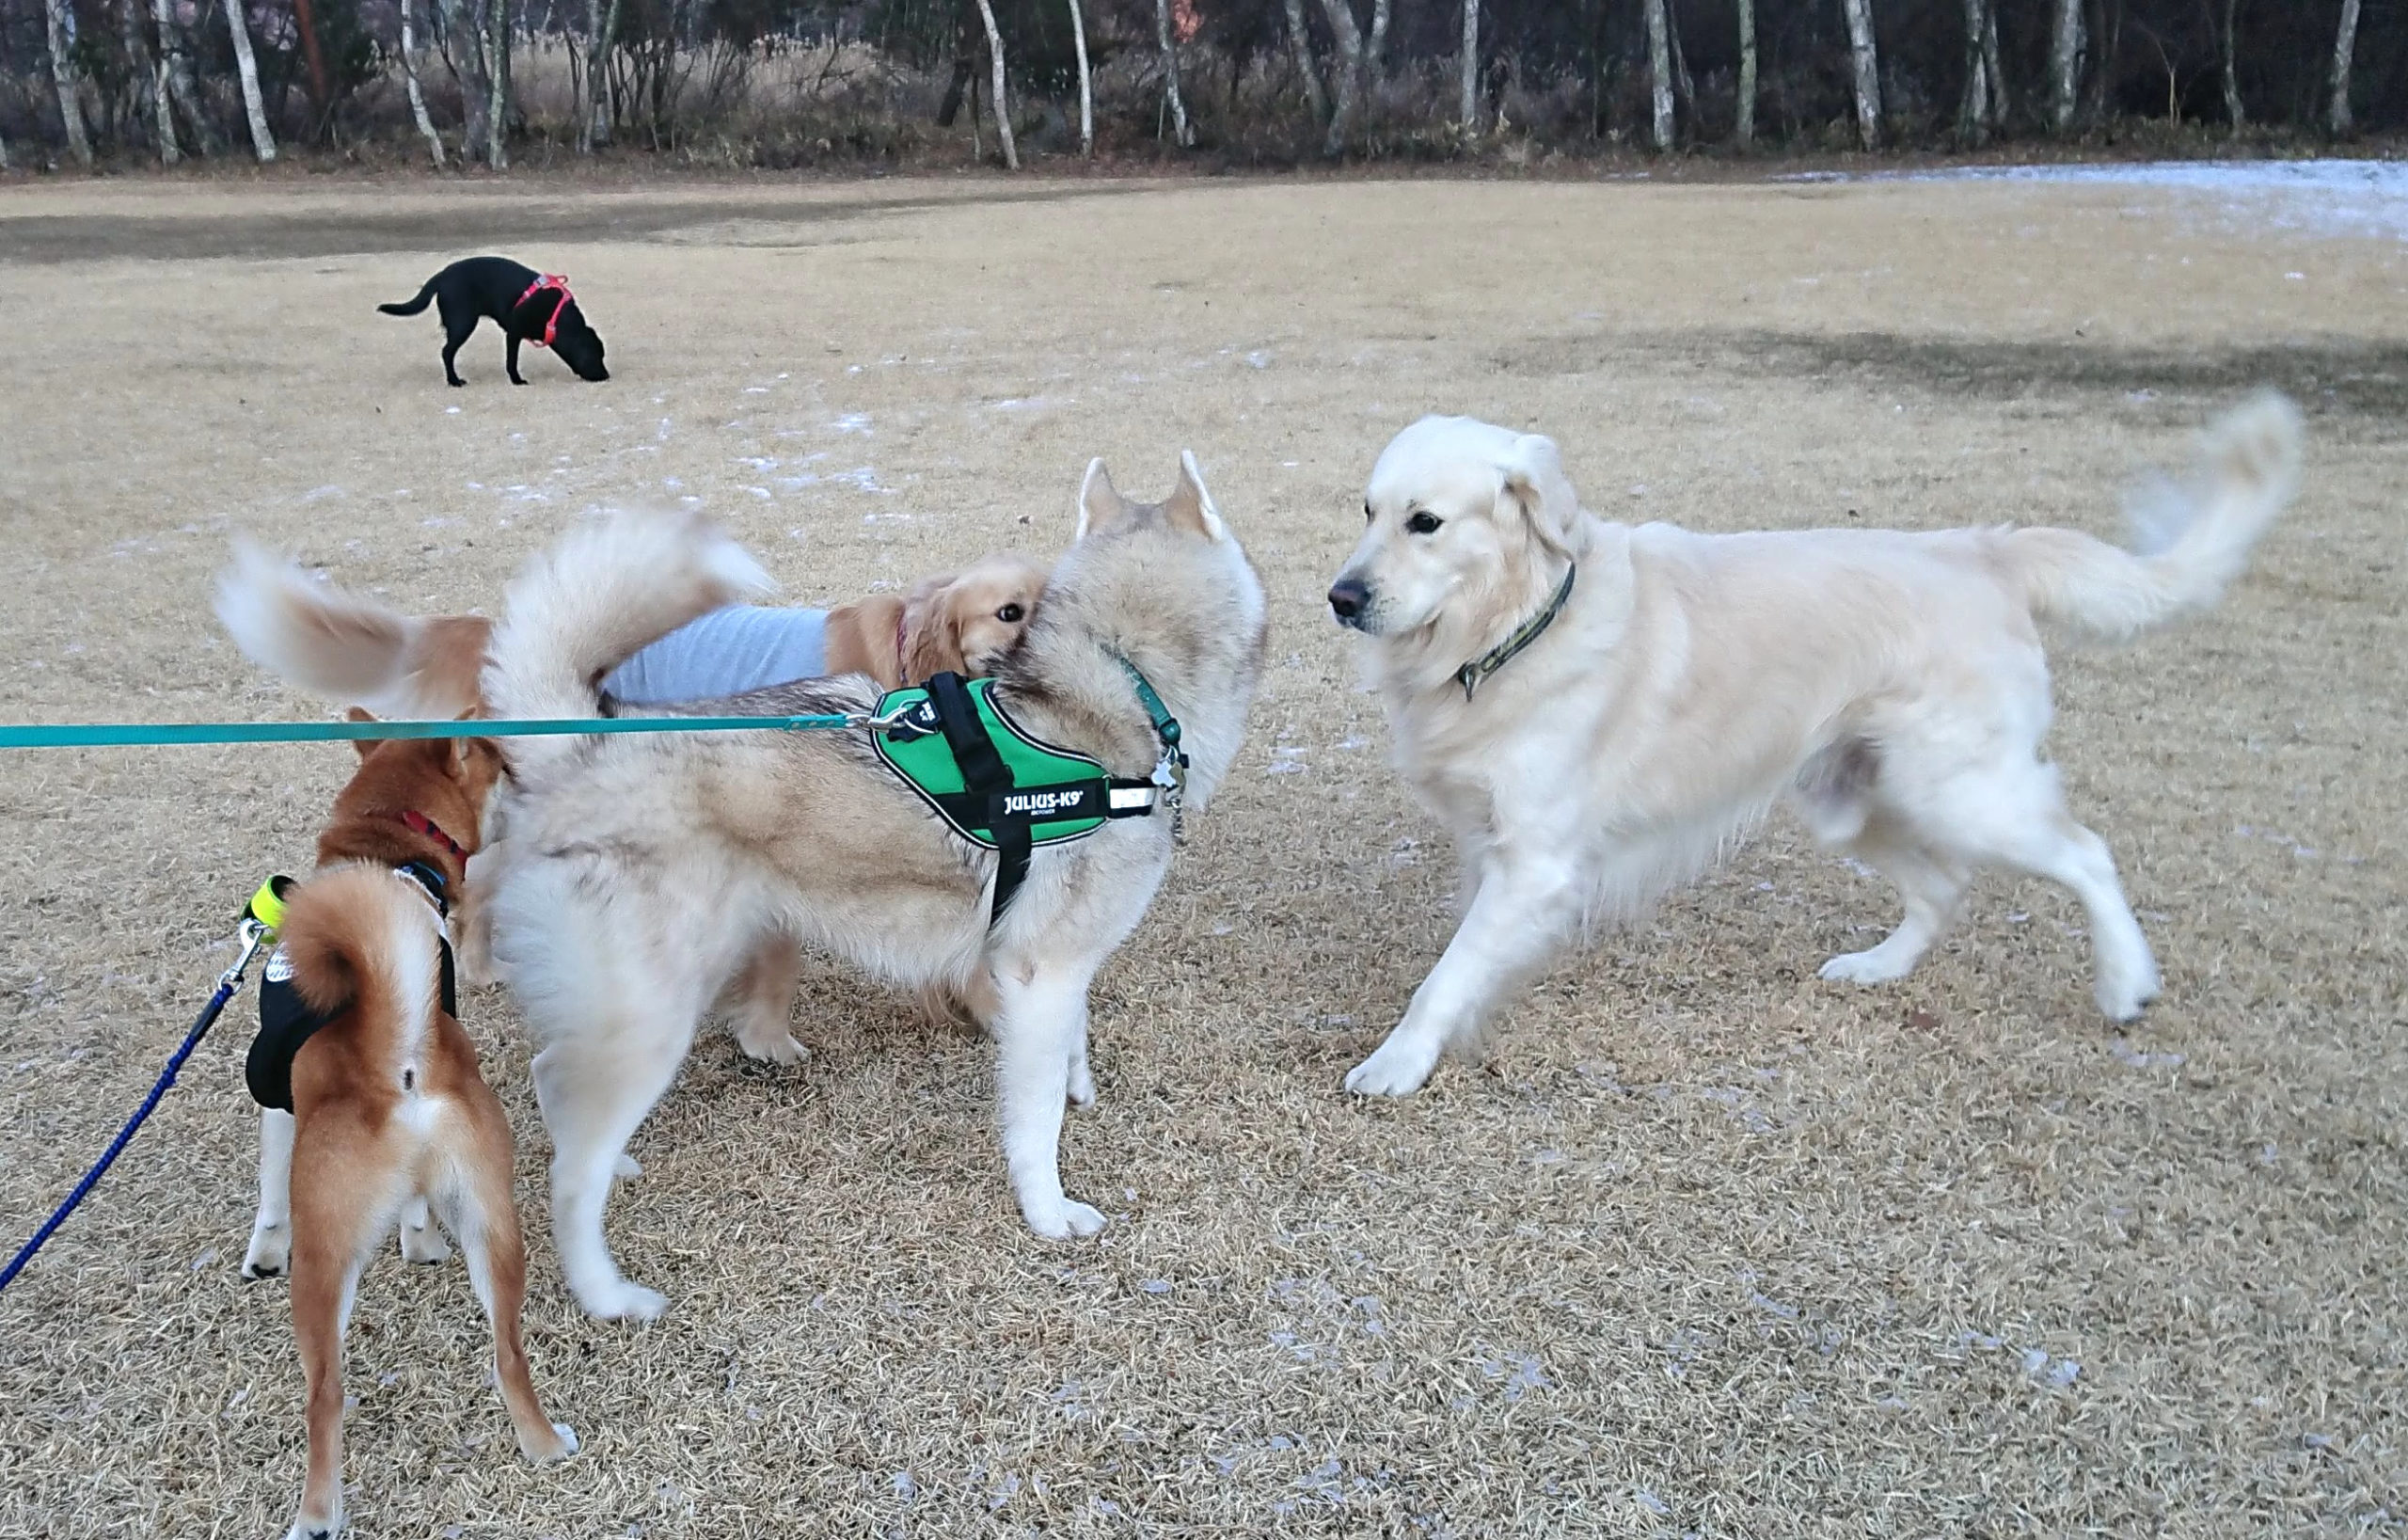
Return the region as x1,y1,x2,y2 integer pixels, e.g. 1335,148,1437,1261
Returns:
43,0,93,167
1981,0,2007,126
1642,0,1671,149
1957,0,1990,143
402,0,446,166
488,0,512,168
1735,0,1756,146
1069,0,1092,155
1314,0,1387,155
1282,0,1328,124
0,125,9,168
2219,0,2244,129
1841,0,1881,149
155,0,220,154
118,0,182,162
583,0,624,150
2327,0,2361,135
226,0,277,160
449,0,493,160
1458,0,1477,135
972,0,1018,168
2050,0,2083,130
1154,0,1193,147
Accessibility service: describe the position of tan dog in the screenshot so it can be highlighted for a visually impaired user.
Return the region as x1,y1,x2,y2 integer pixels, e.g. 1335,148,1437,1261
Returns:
823,554,1048,686
1327,395,2304,1096
235,725,575,1540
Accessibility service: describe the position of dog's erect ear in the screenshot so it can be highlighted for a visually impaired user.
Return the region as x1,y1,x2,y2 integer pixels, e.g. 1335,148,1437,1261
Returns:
1164,450,1228,542
1076,458,1128,541
344,706,379,761
1498,433,1579,560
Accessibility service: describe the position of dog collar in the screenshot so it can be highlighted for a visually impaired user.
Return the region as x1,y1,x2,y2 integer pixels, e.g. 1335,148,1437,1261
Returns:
1114,655,1190,843
1455,561,1576,701
398,808,467,862
515,274,574,348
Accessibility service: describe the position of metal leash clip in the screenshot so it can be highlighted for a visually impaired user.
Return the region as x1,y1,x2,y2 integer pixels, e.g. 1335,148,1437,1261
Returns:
1151,751,1188,846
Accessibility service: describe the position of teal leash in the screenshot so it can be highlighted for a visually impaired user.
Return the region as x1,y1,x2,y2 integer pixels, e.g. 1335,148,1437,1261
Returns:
0,713,873,750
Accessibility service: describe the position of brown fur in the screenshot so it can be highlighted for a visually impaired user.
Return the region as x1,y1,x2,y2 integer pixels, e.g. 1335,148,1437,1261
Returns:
244,722,572,1538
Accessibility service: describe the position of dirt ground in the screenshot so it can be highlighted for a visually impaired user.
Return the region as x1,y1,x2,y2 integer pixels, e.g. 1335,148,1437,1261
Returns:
0,170,2400,1537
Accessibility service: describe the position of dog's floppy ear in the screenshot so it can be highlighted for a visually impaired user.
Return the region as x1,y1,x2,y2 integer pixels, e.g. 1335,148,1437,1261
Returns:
344,706,379,761
899,575,968,683
1163,450,1228,542
1076,458,1129,541
1498,433,1579,561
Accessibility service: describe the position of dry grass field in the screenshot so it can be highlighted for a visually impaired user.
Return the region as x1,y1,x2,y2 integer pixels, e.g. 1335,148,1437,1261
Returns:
0,168,2400,1537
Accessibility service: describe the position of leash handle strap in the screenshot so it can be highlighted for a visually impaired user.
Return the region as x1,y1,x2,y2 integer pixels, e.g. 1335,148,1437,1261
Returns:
0,714,861,750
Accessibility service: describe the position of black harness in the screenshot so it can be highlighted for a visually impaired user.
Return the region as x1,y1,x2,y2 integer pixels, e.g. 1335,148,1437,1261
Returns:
245,863,455,1113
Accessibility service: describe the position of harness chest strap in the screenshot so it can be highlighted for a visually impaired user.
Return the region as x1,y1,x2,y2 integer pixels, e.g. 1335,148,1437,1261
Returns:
515,273,574,349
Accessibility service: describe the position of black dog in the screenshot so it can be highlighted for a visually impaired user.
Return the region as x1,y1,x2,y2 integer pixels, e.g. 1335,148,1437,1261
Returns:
379,256,609,388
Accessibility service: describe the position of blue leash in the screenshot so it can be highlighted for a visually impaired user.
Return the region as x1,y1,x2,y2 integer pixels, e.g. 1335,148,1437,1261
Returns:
0,919,273,1295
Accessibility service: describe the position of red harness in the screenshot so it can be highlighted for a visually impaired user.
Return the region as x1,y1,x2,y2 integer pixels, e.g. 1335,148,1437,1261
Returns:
515,273,574,348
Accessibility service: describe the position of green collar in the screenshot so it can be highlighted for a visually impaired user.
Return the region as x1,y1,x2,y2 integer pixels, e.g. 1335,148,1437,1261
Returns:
1455,561,1576,700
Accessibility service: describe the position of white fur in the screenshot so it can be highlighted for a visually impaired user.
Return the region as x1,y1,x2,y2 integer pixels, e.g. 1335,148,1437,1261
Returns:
1331,395,2304,1096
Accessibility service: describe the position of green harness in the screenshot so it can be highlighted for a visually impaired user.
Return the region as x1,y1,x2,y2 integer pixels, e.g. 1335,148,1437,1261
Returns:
871,667,1185,924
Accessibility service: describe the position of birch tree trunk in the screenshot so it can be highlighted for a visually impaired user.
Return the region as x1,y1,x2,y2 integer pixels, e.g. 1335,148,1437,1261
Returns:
2049,0,2082,131
43,0,93,167
401,0,445,165
226,0,277,159
2328,0,2361,135
156,0,219,153
1314,0,1364,155
1980,0,2006,126
1457,0,1477,135
972,0,1017,168
1956,0,1988,143
2219,0,2243,129
1840,0,1881,150
1642,0,1671,149
1735,0,1755,146
487,0,512,167
1282,0,1328,124
1069,0,1092,155
1154,0,1192,147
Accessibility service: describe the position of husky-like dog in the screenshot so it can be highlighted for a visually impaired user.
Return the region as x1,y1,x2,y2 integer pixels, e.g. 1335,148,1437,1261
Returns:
1326,394,2304,1097
481,460,1264,1320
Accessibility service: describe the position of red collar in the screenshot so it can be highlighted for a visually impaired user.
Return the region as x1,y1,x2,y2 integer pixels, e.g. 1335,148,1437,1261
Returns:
398,808,467,862
515,273,574,348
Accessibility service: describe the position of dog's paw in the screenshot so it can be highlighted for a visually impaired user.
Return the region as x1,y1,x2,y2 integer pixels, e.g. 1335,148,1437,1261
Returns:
1023,1199,1107,1240
738,1030,810,1068
522,1421,579,1464
242,1222,292,1280
578,1278,668,1323
612,1153,642,1181
1343,1040,1438,1098
399,1223,452,1266
1817,947,1915,986
1067,1061,1096,1108
284,1510,341,1540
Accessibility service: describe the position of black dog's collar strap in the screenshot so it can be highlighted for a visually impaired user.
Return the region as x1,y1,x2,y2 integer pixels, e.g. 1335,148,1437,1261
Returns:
1455,561,1576,700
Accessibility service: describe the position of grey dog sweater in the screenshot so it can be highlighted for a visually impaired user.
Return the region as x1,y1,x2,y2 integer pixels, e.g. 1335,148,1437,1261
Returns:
601,606,832,705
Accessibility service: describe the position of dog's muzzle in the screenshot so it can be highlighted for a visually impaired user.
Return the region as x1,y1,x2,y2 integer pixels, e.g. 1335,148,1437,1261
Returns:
1327,576,1372,630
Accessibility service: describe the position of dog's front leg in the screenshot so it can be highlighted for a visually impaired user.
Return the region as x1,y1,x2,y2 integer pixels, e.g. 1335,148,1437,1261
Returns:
1344,854,1584,1098
991,963,1103,1239
242,1108,296,1279
505,333,528,386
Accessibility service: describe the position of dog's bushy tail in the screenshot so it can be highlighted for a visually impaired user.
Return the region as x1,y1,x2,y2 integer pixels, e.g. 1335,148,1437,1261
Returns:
482,508,773,769
214,539,485,719
2007,390,2304,642
378,279,437,317
277,864,446,1088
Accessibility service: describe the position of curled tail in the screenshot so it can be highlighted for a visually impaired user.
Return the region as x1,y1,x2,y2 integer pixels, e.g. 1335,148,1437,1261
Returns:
277,865,446,1091
213,538,487,718
482,508,774,771
378,279,437,317
2008,390,2305,642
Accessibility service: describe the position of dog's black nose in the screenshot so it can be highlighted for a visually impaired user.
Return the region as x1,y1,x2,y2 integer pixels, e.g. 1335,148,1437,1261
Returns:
1327,577,1370,620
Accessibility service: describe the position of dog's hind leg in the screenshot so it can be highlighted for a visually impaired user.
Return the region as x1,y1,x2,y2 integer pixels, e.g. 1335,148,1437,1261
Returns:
437,296,475,388
243,1108,296,1279
1817,820,1971,987
721,930,807,1066
990,961,1104,1238
1345,850,1587,1097
1910,758,2159,1019
283,1124,403,1540
531,1012,700,1323
437,1090,578,1464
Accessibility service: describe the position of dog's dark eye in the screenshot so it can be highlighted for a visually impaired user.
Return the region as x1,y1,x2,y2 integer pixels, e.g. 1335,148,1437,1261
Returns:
1405,511,1443,535
997,603,1024,624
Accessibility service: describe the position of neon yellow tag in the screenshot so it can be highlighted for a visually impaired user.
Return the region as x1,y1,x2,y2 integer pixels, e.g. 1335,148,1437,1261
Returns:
246,876,292,934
